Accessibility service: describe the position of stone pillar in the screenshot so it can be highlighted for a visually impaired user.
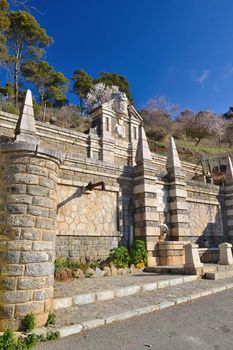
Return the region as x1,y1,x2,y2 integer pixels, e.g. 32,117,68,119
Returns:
0,146,60,330
184,243,203,275
0,90,61,330
133,126,160,266
219,242,233,265
225,157,233,244
166,137,190,241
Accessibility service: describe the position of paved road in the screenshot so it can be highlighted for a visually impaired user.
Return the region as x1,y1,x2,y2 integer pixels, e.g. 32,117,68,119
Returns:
36,290,233,350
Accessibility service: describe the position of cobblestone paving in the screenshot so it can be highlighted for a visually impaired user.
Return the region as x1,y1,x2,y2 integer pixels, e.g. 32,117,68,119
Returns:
54,272,184,298
54,277,233,327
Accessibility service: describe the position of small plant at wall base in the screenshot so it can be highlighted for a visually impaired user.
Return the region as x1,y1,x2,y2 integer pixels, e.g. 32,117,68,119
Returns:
46,311,56,326
109,246,131,268
22,312,36,333
130,240,148,268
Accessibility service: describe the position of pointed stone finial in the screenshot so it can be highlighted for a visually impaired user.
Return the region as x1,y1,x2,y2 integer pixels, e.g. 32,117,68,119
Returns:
166,137,184,176
226,156,233,184
135,125,152,165
15,89,39,144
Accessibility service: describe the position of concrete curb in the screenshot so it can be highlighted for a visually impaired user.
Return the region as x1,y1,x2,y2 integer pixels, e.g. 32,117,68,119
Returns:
55,281,233,338
53,275,198,310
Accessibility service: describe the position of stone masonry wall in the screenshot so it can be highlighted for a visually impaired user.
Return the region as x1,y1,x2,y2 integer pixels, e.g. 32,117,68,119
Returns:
0,144,60,330
186,180,227,247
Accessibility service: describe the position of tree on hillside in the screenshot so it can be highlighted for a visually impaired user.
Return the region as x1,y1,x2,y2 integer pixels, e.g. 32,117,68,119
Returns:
72,69,93,114
95,72,132,102
0,0,10,68
22,60,68,110
85,82,119,111
179,111,225,146
6,10,53,106
223,107,233,120
140,96,180,141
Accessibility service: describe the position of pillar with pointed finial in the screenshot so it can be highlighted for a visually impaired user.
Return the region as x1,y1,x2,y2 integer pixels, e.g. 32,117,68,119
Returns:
166,137,190,240
14,89,39,145
133,124,161,266
225,156,233,243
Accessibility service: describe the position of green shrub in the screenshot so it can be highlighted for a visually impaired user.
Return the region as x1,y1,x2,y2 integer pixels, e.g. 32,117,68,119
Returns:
22,312,36,333
130,240,148,267
109,246,130,268
0,329,60,350
45,311,56,326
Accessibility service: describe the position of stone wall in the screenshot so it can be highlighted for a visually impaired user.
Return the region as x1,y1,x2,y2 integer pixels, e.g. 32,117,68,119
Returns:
0,143,61,330
186,181,227,247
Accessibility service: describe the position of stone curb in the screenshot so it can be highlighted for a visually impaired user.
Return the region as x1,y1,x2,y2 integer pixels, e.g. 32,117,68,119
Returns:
54,281,233,338
53,275,198,310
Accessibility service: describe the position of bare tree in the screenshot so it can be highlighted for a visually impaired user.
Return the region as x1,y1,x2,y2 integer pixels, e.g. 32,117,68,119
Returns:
179,111,225,146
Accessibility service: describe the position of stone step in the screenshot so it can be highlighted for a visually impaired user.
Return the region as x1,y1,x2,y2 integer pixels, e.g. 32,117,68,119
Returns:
205,269,233,280
48,277,233,338
53,274,198,310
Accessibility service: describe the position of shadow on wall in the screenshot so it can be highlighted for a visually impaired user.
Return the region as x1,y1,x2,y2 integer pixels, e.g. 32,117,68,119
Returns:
196,193,227,249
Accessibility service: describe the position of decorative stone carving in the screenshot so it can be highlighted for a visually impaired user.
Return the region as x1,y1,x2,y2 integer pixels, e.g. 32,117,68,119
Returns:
159,223,168,241
115,124,125,138
113,92,128,128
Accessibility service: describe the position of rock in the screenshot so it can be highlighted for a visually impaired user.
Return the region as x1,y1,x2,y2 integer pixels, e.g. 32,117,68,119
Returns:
72,268,84,279
122,267,129,275
130,264,137,274
117,268,123,275
110,265,117,276
95,267,105,278
103,266,111,276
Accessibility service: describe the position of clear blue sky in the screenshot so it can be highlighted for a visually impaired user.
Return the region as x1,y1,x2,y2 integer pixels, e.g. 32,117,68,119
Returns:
23,1,233,112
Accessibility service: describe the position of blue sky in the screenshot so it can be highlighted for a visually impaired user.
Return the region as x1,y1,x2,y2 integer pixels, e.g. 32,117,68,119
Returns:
13,0,233,112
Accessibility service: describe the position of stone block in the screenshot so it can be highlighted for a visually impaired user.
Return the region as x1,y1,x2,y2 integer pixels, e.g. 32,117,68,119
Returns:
0,290,32,303
26,165,48,177
15,301,44,317
6,204,27,214
11,174,39,185
0,304,15,318
33,241,53,251
36,218,55,230
25,262,54,277
184,243,203,271
27,185,49,197
219,242,233,265
96,290,114,301
33,288,52,301
39,177,55,189
0,251,20,264
7,194,33,205
53,297,72,310
73,293,96,305
59,324,83,338
6,214,35,227
20,252,49,263
7,184,27,194
0,264,24,276
32,197,54,209
27,206,49,217
18,277,46,290
114,285,140,297
0,277,17,291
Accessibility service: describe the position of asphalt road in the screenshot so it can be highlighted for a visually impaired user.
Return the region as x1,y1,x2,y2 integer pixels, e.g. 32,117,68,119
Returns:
36,289,233,350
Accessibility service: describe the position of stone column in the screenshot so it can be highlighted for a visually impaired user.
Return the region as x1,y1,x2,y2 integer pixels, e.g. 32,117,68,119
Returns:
133,126,160,266
166,137,190,241
0,90,61,330
225,157,233,244
0,146,60,330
